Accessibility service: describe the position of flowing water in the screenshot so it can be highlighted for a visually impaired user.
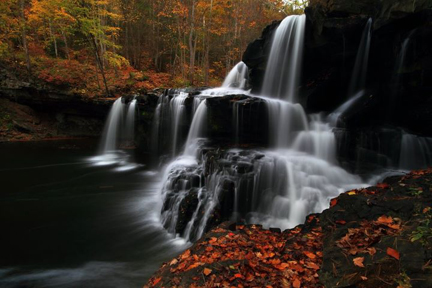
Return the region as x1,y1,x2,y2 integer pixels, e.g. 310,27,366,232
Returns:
0,141,188,288
261,15,306,102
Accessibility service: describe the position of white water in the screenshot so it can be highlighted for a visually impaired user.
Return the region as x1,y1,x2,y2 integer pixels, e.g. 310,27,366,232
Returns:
125,99,137,145
261,15,306,102
399,132,432,170
184,100,208,157
170,92,189,156
100,98,124,153
222,62,249,89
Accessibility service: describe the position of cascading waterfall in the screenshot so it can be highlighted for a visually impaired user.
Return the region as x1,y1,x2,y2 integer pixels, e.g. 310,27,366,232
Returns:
261,15,306,102
156,14,366,242
222,62,249,89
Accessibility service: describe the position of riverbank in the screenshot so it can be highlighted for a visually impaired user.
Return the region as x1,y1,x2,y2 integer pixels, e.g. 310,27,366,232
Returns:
146,168,432,288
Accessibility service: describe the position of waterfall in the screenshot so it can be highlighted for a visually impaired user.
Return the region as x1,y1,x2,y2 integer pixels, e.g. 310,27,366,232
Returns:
348,18,372,97
99,98,124,154
171,92,189,156
328,18,372,126
184,100,208,157
222,62,248,89
261,15,306,101
92,97,139,167
125,98,137,145
399,132,432,170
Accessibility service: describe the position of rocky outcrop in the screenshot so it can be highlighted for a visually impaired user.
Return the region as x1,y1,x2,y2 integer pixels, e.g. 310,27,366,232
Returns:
146,168,432,288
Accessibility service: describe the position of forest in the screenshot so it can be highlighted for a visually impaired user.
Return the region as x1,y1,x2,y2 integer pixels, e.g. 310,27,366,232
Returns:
0,0,306,96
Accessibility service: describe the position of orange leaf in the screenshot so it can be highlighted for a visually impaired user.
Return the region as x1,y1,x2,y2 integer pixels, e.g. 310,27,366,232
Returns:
153,277,162,285
353,257,365,267
203,268,212,276
234,273,244,279
330,198,338,207
293,278,301,288
367,247,376,256
377,215,393,224
306,262,320,270
303,251,316,259
387,248,400,260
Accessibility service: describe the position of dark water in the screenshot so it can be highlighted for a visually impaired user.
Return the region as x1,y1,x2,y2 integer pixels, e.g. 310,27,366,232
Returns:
0,140,188,288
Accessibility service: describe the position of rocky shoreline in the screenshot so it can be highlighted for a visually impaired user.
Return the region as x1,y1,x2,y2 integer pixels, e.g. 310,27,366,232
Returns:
146,168,432,288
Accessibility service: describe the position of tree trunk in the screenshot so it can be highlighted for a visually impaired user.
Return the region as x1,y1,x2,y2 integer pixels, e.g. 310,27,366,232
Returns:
89,36,110,96
188,0,196,84
20,0,31,73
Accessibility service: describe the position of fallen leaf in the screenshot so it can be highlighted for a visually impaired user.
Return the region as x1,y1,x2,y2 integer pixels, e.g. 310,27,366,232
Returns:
377,215,393,224
353,257,365,267
303,251,316,259
330,198,338,207
153,277,162,285
170,259,178,266
367,247,376,256
348,190,357,195
387,247,400,260
361,276,368,281
203,268,212,276
293,278,301,288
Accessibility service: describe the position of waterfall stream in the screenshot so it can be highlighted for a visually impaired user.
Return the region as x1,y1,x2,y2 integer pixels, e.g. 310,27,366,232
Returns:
96,15,431,243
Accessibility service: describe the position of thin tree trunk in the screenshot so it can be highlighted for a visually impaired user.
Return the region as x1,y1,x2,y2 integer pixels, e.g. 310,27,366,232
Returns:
20,0,31,73
49,20,58,58
89,36,110,96
61,30,70,60
188,0,196,84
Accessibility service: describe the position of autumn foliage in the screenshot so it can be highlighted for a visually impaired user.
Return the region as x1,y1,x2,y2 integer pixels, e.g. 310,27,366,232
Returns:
0,0,307,96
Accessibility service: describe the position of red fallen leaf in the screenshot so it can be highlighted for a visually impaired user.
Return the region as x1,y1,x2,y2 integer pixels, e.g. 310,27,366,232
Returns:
353,257,365,267
303,251,316,259
330,198,338,207
336,220,347,225
153,277,162,285
205,246,213,252
376,183,390,189
203,268,212,276
387,247,400,260
293,278,301,288
234,273,244,279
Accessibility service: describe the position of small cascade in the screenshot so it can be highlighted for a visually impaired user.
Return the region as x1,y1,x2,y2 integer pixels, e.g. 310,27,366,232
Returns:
100,98,124,153
184,100,208,157
327,90,364,126
171,92,189,156
151,90,205,159
328,18,372,126
222,62,249,89
92,96,139,167
399,133,432,170
348,18,372,97
124,98,137,146
261,15,306,101
264,98,309,148
292,114,337,163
